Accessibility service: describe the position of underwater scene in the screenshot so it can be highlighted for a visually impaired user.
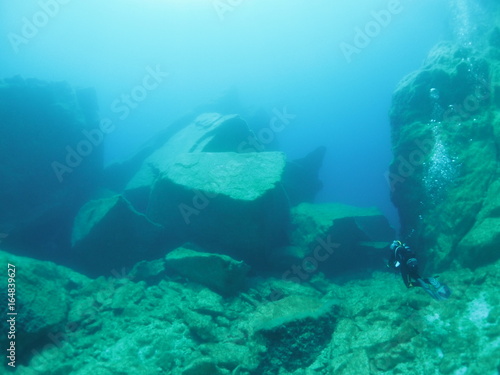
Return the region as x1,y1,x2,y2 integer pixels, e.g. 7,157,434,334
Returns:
1,0,500,374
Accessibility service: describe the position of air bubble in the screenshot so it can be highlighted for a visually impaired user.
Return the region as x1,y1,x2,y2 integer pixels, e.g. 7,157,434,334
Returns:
429,88,440,100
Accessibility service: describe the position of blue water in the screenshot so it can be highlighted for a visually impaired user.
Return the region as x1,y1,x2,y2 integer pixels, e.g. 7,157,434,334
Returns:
1,0,486,229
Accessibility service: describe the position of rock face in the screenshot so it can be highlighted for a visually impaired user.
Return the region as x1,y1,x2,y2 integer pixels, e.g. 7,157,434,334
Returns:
282,146,326,206
0,250,89,366
147,151,290,264
289,203,395,276
123,113,254,212
0,77,102,262
164,247,250,296
388,37,500,272
252,296,339,374
71,195,164,276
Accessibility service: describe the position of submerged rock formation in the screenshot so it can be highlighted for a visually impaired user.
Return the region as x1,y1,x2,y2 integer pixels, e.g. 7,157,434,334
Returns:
67,109,332,276
253,296,339,374
0,77,102,262
289,202,395,276
4,248,499,374
123,113,254,212
71,195,164,276
0,250,90,366
147,151,290,264
164,247,250,296
388,36,500,272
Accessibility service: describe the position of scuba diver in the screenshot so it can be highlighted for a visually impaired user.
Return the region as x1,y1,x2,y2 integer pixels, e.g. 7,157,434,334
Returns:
388,240,452,301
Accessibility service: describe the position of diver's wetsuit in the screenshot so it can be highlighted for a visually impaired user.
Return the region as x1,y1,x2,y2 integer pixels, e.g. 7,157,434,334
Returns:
388,241,452,301
388,241,421,288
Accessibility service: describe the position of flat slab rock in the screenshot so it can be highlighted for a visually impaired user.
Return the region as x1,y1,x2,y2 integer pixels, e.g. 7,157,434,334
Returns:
147,152,290,264
164,247,250,296
124,113,252,209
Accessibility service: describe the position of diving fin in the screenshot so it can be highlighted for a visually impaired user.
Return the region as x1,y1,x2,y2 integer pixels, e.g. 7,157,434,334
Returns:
417,277,452,301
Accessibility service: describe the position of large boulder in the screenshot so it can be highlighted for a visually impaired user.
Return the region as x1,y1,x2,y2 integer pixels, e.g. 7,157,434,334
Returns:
288,203,395,277
252,296,339,374
122,113,254,212
0,250,90,366
282,146,326,206
388,36,500,272
164,247,250,296
0,77,102,262
71,194,164,276
147,151,290,264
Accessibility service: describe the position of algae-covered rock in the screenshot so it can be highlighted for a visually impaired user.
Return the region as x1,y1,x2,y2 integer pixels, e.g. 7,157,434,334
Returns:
388,38,500,271
124,113,253,211
165,247,250,296
71,194,164,276
326,260,500,375
7,252,500,375
290,202,394,276
182,357,223,375
252,295,339,374
148,152,290,263
0,250,89,366
198,342,256,371
128,258,166,284
457,217,500,268
331,349,370,375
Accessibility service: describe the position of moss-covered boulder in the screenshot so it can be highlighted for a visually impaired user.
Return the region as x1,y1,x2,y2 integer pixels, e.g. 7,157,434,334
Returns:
147,151,290,264
289,203,394,277
164,247,250,296
71,194,164,276
0,250,89,368
123,113,253,212
251,295,339,374
388,36,500,272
